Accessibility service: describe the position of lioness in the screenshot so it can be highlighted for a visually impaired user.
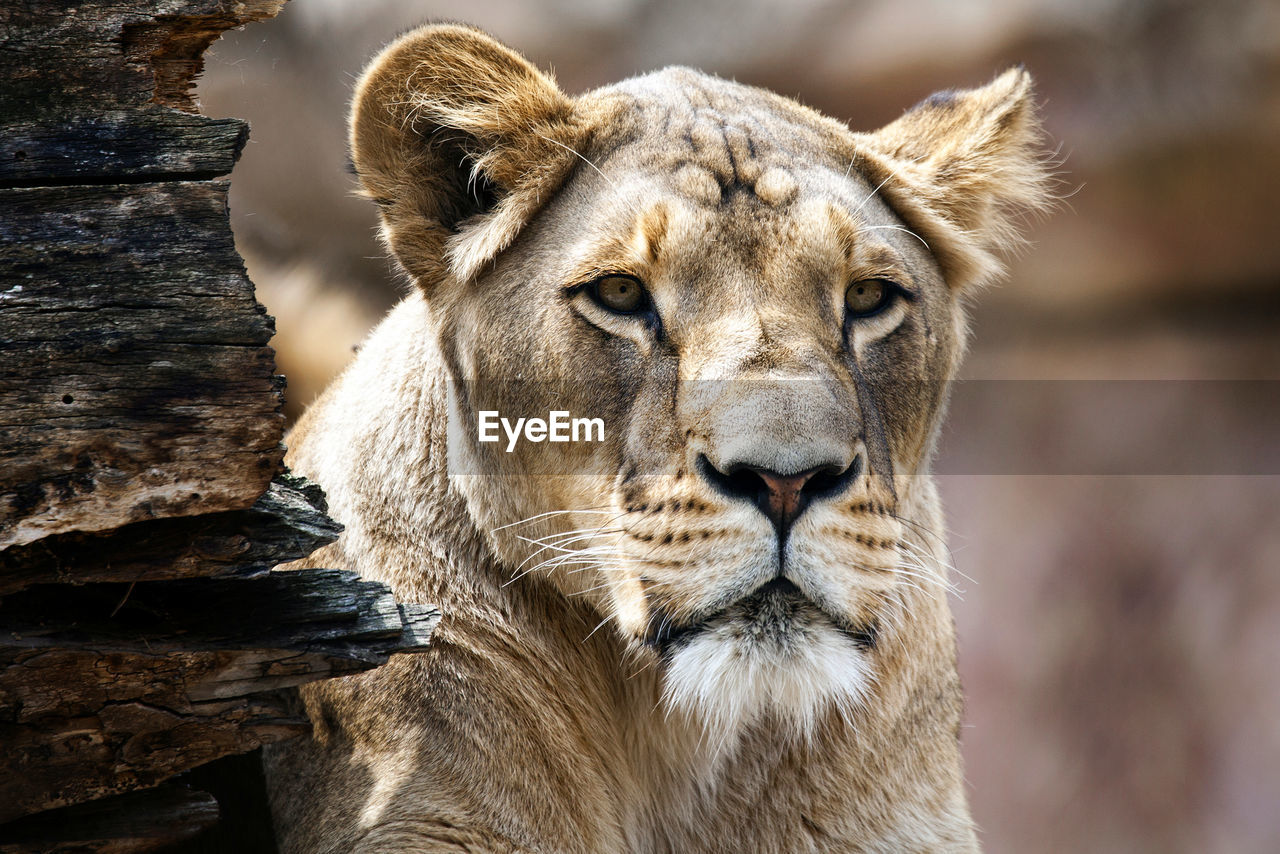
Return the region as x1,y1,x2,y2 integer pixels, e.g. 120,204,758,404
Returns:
264,24,1050,853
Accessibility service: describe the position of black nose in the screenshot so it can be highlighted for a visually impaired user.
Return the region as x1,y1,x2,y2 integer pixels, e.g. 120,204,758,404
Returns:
698,455,860,534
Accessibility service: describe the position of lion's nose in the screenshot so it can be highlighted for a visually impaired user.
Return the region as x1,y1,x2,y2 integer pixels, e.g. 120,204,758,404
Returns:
698,455,860,535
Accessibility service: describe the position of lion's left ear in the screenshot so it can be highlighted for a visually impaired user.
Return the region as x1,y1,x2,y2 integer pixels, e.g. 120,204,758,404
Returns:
860,68,1053,289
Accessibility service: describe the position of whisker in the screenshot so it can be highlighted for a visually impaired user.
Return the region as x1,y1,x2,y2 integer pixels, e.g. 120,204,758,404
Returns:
492,509,615,533
567,580,621,597
860,224,930,249
890,514,975,590
891,543,963,598
897,536,969,586
505,540,634,585
535,134,640,217
582,615,612,643
514,529,625,557
851,173,893,214
514,534,616,557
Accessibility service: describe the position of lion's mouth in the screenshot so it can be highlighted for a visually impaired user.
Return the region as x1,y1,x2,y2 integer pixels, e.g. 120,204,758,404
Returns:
644,577,878,655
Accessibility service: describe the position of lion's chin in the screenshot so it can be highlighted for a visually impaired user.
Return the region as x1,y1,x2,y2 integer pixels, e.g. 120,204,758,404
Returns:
659,581,876,757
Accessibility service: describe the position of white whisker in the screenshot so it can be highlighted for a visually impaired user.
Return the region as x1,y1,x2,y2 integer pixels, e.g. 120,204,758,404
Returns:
535,134,640,217
861,224,930,249
491,508,614,532
851,174,893,215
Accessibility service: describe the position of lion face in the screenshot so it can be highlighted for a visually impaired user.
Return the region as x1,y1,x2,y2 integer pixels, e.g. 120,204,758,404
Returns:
350,26,1048,742
439,143,953,738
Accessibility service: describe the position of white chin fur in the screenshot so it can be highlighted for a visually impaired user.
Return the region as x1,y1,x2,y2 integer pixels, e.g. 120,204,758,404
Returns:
660,618,874,757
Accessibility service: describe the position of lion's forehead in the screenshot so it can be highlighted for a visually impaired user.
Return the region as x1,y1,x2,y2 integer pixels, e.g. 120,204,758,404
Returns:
588,68,850,209
660,109,799,208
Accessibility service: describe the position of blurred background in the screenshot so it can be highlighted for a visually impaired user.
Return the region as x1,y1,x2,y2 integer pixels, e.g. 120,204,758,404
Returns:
200,1,1280,851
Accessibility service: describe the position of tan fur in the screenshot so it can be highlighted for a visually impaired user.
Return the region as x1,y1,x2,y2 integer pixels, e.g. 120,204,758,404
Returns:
264,24,1051,853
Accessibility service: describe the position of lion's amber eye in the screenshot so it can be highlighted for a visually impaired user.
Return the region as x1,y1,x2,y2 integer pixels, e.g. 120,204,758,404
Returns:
590,275,649,314
845,279,894,318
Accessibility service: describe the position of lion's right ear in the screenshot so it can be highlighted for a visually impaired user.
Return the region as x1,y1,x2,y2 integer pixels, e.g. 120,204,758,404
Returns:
350,24,585,288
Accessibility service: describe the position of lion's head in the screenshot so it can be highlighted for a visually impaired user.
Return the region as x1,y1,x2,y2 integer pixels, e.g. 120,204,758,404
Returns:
349,24,1049,745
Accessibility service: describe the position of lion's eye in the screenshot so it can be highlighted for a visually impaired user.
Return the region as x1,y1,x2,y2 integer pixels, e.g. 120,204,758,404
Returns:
590,275,649,314
844,279,895,318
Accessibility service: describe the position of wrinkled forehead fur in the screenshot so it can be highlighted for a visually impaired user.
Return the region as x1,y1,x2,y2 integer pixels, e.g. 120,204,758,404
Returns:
352,25,1050,301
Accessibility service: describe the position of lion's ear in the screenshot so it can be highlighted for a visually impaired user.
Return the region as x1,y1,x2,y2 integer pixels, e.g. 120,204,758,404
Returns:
350,24,584,288
861,68,1053,289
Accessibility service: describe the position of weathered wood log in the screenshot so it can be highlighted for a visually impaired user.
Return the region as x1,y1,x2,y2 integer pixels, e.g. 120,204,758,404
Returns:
0,0,441,844
0,180,284,548
0,474,340,595
0,570,440,820
0,1,287,118
0,0,269,187
0,782,220,854
0,690,301,826
0,0,290,549
0,113,249,188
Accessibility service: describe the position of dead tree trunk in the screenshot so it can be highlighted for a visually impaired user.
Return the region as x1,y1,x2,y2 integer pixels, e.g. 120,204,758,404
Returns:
0,2,436,850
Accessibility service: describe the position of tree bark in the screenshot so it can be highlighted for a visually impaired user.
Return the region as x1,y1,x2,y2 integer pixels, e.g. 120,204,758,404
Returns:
0,566,439,821
0,1,288,548
0,0,438,848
